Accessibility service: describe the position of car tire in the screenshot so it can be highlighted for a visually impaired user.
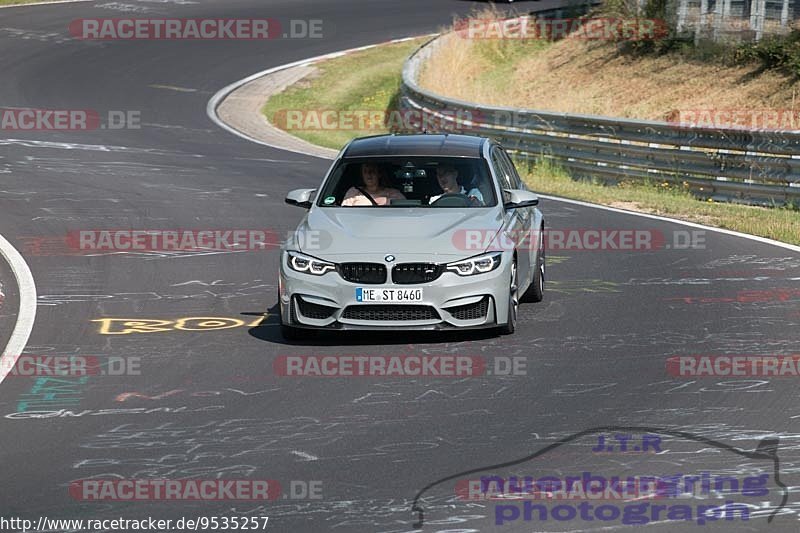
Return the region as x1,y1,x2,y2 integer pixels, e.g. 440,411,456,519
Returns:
521,226,544,303
499,258,518,335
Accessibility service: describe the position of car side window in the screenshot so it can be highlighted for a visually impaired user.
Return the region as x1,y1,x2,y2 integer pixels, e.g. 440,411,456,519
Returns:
490,148,513,202
499,149,523,189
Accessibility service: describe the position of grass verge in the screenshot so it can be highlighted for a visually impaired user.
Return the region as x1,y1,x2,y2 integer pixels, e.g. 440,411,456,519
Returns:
261,38,426,150
520,157,799,245
260,37,799,246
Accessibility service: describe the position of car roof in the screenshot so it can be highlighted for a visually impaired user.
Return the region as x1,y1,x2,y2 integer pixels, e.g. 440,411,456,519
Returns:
341,134,489,158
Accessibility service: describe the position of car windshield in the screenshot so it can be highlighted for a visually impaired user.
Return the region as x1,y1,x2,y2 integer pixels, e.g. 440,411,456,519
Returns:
316,157,497,208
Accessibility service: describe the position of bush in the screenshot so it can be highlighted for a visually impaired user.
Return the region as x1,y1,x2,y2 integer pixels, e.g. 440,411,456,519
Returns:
735,31,800,77
599,0,800,76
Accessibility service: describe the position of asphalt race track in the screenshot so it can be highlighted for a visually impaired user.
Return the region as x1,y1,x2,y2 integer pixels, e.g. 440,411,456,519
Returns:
0,1,799,532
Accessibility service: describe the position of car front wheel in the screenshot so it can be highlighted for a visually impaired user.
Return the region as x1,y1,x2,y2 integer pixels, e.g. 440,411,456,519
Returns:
499,258,518,335
522,226,544,302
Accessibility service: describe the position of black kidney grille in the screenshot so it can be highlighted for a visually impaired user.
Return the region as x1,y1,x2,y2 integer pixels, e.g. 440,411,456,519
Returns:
337,263,386,284
392,263,443,284
342,305,440,321
445,297,489,320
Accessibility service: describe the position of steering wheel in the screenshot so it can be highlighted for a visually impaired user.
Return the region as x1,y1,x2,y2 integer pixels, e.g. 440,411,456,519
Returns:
430,193,471,207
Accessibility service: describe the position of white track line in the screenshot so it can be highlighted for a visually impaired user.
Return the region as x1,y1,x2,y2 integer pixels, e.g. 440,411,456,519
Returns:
0,0,90,9
208,41,800,254
0,0,88,383
0,233,37,386
206,36,433,156
537,194,800,253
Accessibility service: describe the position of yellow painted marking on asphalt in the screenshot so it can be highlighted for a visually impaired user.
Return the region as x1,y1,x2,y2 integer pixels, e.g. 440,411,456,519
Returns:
547,280,621,294
547,255,571,265
92,315,267,334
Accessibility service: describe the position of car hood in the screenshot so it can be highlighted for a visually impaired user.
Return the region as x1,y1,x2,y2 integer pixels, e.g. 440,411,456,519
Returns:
293,207,504,261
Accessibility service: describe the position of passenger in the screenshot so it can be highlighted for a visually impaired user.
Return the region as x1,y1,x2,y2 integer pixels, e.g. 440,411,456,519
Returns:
342,163,406,206
429,165,484,206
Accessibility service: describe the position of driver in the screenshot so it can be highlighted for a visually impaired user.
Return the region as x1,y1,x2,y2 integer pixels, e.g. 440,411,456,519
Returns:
342,163,406,206
429,165,483,205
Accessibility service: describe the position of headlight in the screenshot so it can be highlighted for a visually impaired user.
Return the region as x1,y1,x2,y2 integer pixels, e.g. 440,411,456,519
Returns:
446,252,502,276
287,251,335,275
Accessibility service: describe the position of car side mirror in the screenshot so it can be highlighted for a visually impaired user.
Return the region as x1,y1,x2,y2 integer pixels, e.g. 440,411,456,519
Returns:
503,189,539,210
285,188,317,209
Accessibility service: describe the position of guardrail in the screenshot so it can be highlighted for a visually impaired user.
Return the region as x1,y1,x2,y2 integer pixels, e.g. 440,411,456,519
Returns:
400,29,800,204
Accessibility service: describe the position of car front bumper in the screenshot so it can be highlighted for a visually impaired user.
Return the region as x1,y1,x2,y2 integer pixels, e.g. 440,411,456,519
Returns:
278,252,512,331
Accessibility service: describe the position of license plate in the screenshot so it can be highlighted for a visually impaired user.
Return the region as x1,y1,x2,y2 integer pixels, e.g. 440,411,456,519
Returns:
356,287,423,303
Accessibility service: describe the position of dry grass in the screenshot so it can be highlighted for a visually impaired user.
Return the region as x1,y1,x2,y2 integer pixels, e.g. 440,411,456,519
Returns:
420,15,800,120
